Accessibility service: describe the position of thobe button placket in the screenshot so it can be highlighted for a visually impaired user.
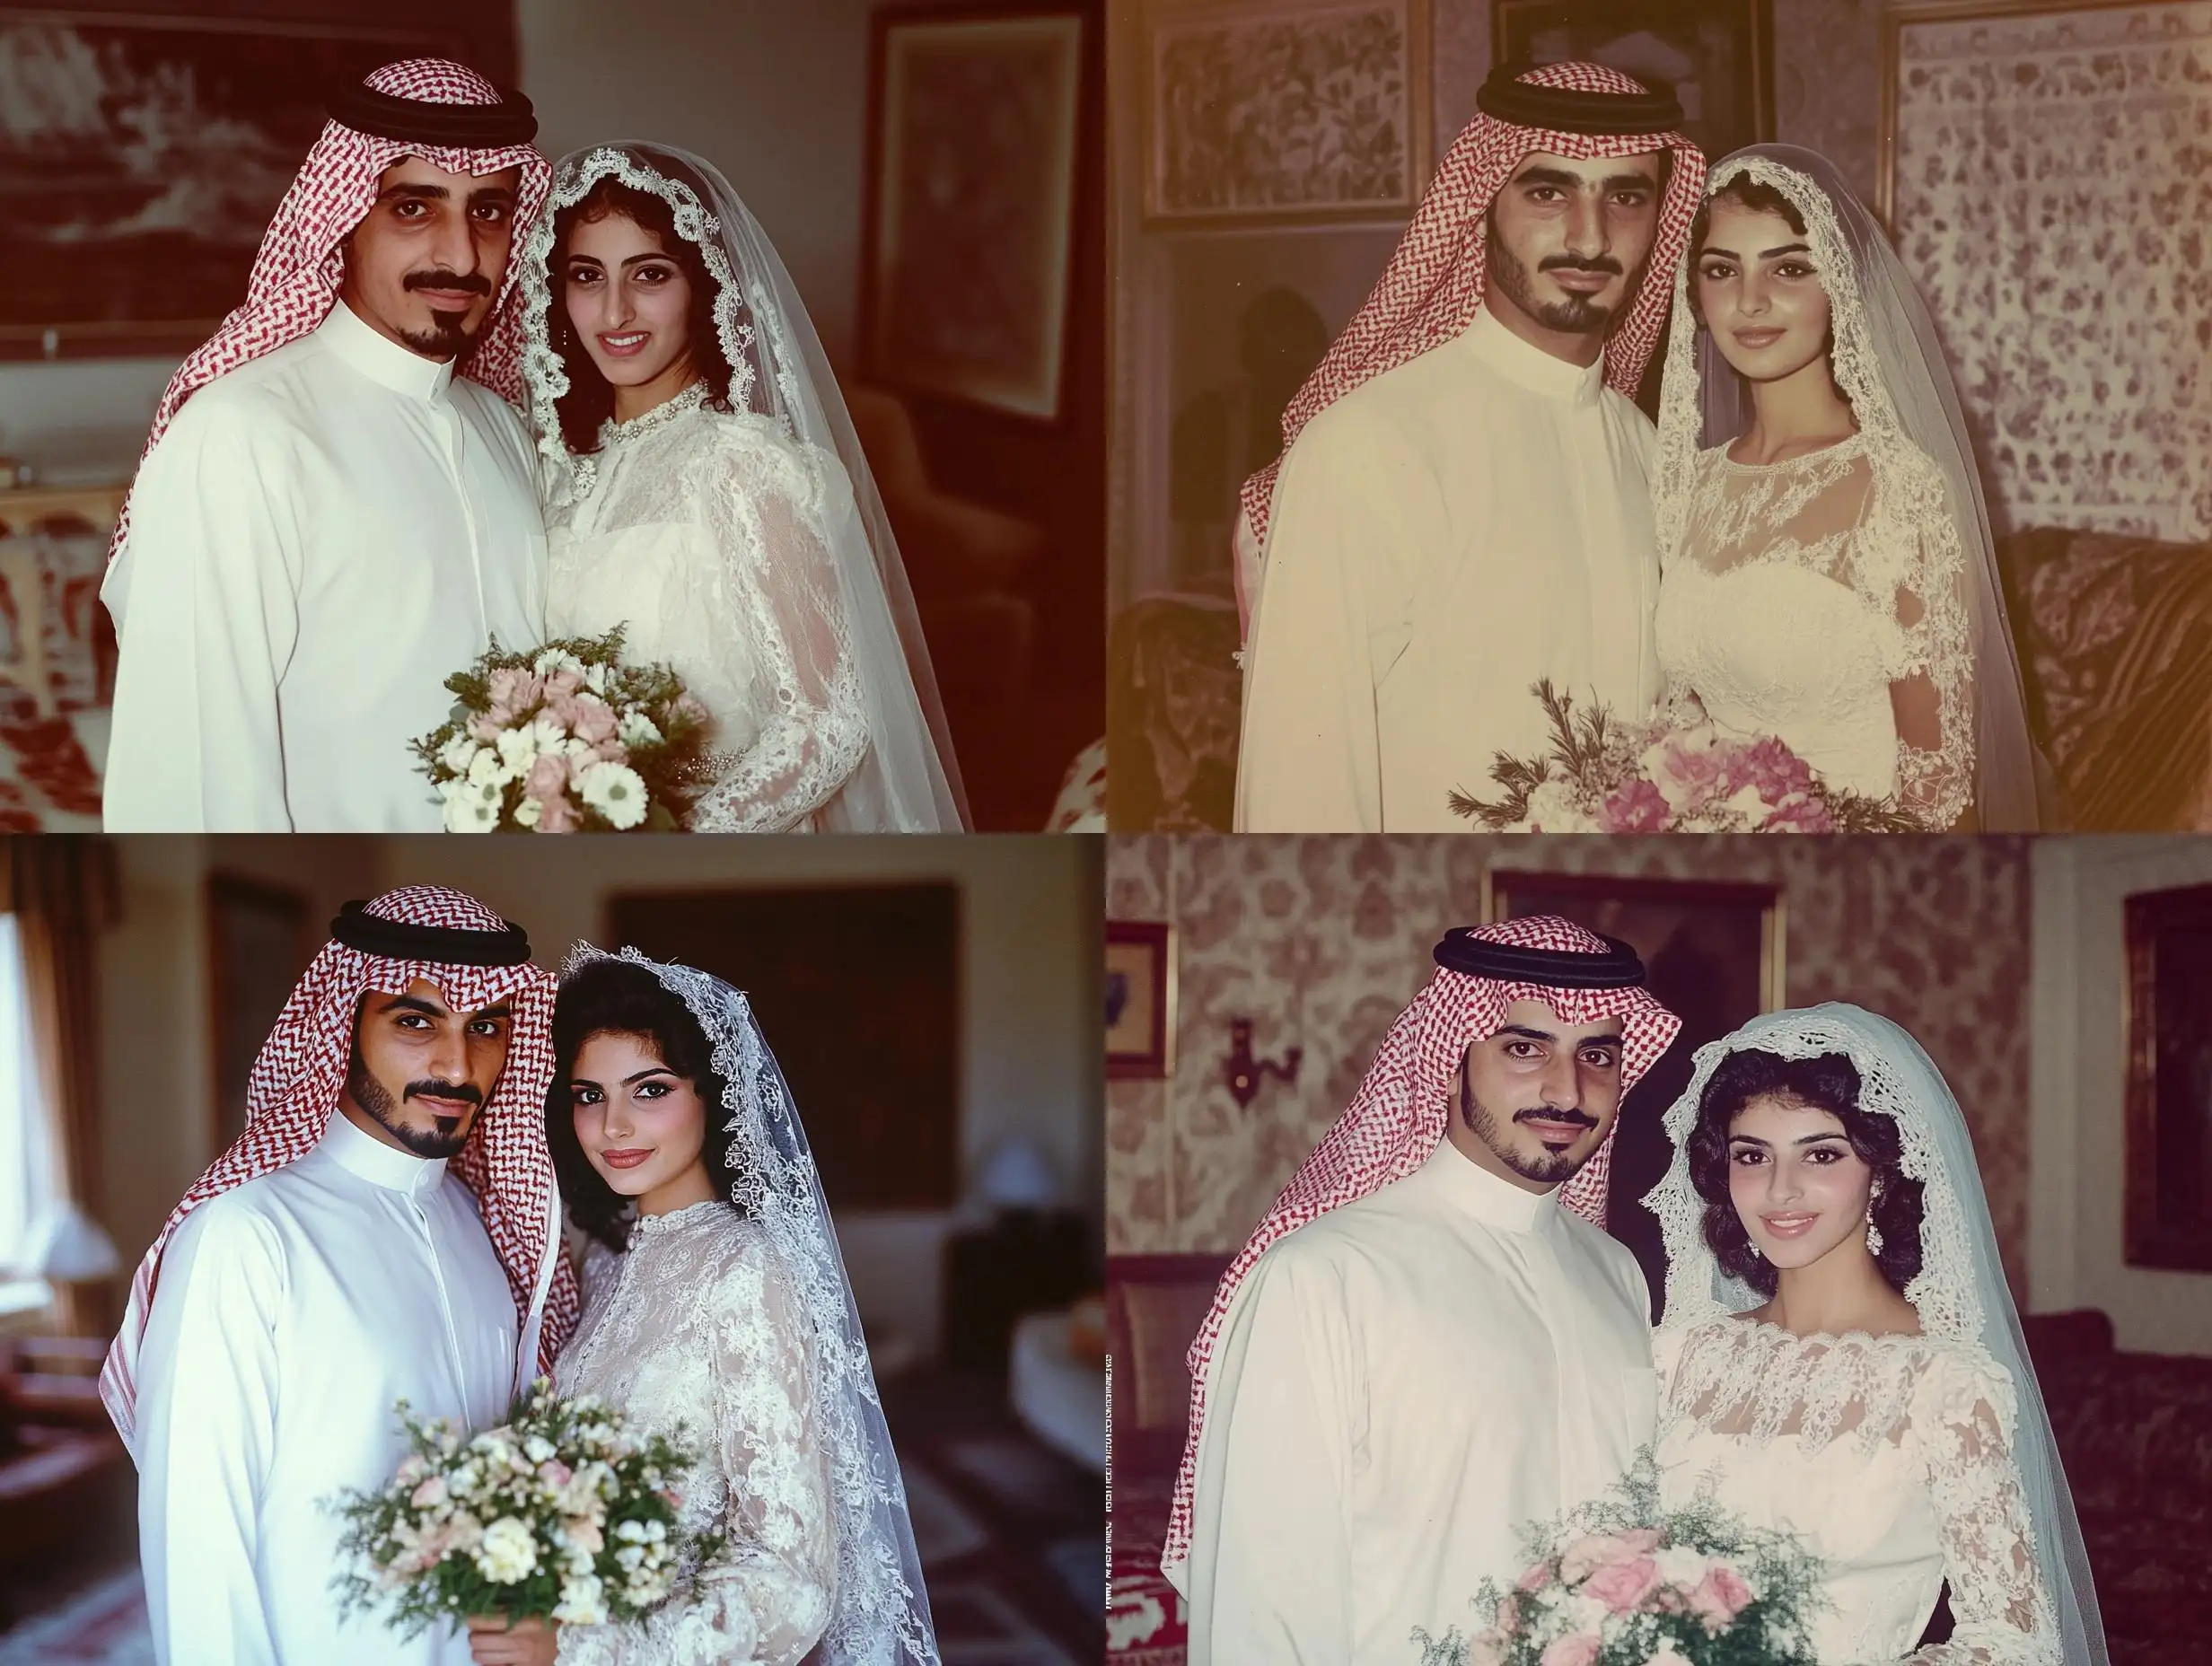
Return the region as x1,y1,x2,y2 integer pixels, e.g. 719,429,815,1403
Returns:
408,1179,473,1404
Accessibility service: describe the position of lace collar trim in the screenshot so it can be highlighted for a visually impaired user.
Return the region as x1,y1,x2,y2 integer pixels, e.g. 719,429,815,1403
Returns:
627,1197,726,1243
602,378,710,446
1714,430,1865,474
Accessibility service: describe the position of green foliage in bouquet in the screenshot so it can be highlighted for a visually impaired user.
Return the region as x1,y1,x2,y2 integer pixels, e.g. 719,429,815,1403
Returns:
1448,680,1628,829
329,1378,722,1638
1413,1450,1829,1666
410,629,715,833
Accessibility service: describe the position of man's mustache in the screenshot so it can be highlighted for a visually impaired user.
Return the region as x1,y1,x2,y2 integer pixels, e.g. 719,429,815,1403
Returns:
1514,1106,1598,1132
403,269,493,297
404,1079,484,1109
1539,254,1625,276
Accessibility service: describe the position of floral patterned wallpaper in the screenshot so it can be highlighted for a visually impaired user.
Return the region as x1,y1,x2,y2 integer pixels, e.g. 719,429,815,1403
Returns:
1106,835,2034,1289
1892,3,2212,542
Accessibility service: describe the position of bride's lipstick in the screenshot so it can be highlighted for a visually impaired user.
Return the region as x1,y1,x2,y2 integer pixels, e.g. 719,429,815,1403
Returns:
1732,326,1786,348
1760,1211,1820,1239
597,331,651,358
599,1147,654,1170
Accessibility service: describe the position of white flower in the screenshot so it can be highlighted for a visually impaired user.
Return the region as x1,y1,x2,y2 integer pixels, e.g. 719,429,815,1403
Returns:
615,1544,646,1572
523,1434,556,1465
474,1516,540,1583
1523,778,1600,833
534,647,587,679
514,793,544,829
618,709,663,749
468,745,509,789
1562,1592,1609,1635
614,1520,647,1544
643,1519,665,1543
441,778,498,835
553,1573,609,1627
437,734,480,776
495,724,541,776
584,662,613,696
449,1461,483,1497
1648,1647,1691,1666
1653,1546,1710,1592
578,761,650,829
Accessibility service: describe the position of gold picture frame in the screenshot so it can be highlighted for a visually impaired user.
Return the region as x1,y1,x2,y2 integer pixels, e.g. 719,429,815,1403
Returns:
1137,0,1433,229
1106,919,1177,1079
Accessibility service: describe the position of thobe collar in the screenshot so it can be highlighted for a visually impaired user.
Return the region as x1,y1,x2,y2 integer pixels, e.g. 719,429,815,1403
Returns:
1463,307,1606,408
315,1107,452,1203
320,298,459,403
1417,1136,1559,1233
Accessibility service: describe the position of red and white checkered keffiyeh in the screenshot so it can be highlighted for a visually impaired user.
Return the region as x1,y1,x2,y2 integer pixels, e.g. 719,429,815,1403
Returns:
1233,61,1707,627
107,57,553,564
100,886,580,1457
1160,914,1683,1573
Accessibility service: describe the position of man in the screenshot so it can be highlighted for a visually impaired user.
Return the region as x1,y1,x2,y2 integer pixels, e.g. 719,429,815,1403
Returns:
1163,916,1684,1663
101,60,553,831
100,887,581,1664
1233,63,1708,831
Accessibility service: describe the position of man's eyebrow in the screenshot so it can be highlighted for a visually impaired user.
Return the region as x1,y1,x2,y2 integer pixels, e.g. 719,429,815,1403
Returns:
1495,1022,1559,1043
1514,166,1582,189
469,1002,514,1022
378,181,450,203
466,184,516,205
1600,171,1656,193
376,993,449,1018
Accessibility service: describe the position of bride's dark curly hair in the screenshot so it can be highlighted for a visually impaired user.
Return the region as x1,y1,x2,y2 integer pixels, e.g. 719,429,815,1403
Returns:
545,158,737,458
545,957,745,1251
1688,1047,1924,1299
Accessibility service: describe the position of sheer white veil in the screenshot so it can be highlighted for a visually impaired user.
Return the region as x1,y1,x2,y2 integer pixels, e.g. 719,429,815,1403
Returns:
566,945,941,1665
1653,145,2052,830
1642,1004,2106,1665
517,143,969,832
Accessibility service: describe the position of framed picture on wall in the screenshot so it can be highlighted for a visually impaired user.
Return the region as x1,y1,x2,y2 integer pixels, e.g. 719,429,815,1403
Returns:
1493,0,1773,160
1139,0,1433,229
1482,867,1784,1317
1106,919,1175,1079
2122,883,2212,1273
206,872,312,1154
0,9,482,361
863,5,1086,421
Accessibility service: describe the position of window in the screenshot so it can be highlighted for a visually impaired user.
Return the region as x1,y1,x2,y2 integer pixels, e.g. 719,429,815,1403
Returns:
0,913,57,1316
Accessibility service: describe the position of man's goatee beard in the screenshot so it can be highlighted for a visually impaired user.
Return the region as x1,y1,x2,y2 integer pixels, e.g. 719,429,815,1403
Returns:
1483,218,1634,338
1462,1076,1589,1185
399,311,478,361
347,1058,470,1158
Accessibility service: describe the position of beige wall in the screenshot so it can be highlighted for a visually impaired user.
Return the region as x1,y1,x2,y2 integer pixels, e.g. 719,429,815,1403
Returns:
94,834,1101,1363
2031,837,2212,1356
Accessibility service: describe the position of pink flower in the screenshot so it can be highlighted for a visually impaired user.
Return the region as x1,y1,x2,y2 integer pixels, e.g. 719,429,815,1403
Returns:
1515,1559,1555,1594
487,668,545,713
535,791,582,834
1466,1629,1512,1666
660,1489,683,1513
561,1514,604,1555
1559,1529,1662,1584
468,712,508,743
564,693,620,747
544,668,585,700
1584,1555,1662,1614
1601,776,1671,833
1724,734,1816,802
1760,792,1834,834
538,1460,573,1490
408,1476,449,1510
1651,731,1725,805
1689,1562,1758,1633
525,753,569,802
1540,1634,1602,1666
1493,1594,1520,1634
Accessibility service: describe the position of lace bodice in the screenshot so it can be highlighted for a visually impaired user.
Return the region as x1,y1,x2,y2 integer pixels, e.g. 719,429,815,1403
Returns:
552,1204,837,1666
1655,434,1975,828
1653,1318,2058,1666
544,395,872,832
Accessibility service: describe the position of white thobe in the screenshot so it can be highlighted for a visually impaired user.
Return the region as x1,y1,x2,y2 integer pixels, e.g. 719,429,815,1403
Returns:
101,299,546,831
1173,1141,1657,1666
132,1112,524,1666
1235,309,1663,831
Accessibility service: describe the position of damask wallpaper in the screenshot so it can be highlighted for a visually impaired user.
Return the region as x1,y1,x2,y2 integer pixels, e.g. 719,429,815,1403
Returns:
1892,2,2212,542
1106,835,2034,1292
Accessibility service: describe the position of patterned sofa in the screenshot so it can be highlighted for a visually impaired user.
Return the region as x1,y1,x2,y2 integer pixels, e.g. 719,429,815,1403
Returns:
1107,524,2212,832
1997,525,2212,829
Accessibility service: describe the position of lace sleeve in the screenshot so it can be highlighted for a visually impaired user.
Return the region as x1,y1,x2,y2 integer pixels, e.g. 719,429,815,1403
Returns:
558,1235,837,1666
684,424,872,832
1878,449,1974,829
1900,1346,2059,1666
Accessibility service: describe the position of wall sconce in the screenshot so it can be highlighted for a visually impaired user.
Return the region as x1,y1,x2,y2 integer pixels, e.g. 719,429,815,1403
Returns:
1224,1018,1302,1109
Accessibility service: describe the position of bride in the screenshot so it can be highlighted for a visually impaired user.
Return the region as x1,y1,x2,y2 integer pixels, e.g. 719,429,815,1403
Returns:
1641,1005,2103,1663
1651,145,2049,831
467,950,939,1665
515,143,967,832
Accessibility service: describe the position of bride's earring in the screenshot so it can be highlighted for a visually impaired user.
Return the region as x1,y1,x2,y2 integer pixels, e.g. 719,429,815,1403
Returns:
1865,1183,1885,1258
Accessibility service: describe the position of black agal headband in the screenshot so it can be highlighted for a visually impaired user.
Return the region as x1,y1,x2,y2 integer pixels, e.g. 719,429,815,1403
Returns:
327,78,539,148
329,901,533,968
1433,926,1648,989
1475,62,1683,136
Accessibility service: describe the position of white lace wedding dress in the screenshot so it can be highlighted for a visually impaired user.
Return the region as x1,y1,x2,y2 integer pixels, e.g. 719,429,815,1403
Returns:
1653,1316,2059,1664
1653,433,1974,830
552,1202,837,1665
544,384,873,833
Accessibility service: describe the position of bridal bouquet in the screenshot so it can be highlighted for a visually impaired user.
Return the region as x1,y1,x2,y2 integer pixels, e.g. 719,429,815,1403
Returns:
330,1379,719,1636
411,631,712,833
1448,680,1922,834
1414,1451,1827,1666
